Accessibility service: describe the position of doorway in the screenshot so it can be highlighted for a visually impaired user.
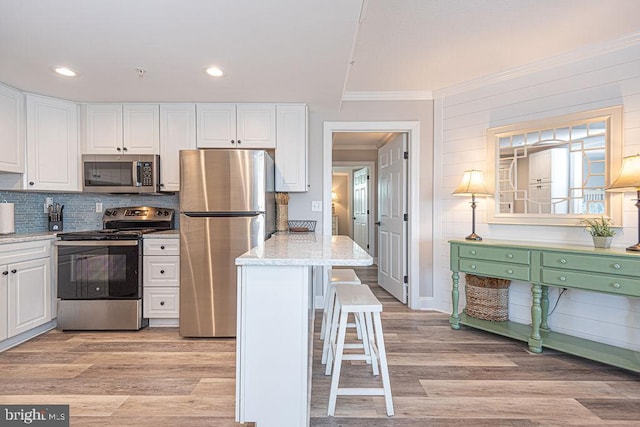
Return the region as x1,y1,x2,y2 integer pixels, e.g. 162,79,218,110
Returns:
332,161,376,259
323,121,420,309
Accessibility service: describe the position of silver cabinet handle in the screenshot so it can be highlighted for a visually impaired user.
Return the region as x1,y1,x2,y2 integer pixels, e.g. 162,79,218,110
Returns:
613,264,621,270
470,250,476,255
507,253,513,259
470,264,476,269
612,282,621,289
559,276,566,282
559,258,567,264
506,269,514,274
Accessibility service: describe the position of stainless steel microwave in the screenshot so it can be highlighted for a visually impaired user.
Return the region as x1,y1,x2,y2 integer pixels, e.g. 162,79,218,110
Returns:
82,154,160,193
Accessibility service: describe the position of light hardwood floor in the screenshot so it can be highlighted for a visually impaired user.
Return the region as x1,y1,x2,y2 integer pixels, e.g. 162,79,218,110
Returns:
1,266,639,426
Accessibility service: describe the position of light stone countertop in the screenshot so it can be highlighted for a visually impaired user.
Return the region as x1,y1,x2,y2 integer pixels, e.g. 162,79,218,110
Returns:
0,232,57,245
236,233,373,266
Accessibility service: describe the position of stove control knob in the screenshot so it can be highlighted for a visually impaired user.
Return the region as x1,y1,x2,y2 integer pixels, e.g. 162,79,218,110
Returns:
164,211,170,216
156,211,161,216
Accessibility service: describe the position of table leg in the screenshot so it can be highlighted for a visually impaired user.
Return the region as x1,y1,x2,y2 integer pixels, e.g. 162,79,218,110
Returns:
449,271,460,330
540,285,550,331
528,283,543,353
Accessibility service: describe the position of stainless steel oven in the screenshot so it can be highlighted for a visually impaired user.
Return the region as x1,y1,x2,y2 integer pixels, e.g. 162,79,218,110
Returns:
56,239,145,330
56,206,174,331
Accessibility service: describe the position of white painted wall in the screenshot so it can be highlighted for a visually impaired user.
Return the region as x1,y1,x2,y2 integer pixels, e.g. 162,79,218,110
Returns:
434,42,640,350
287,100,434,300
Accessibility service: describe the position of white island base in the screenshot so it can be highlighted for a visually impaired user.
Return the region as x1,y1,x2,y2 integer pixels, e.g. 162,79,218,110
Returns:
236,265,314,426
235,235,372,427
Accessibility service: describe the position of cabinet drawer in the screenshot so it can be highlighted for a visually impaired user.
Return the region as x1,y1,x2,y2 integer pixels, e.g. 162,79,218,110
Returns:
459,259,530,281
143,256,179,286
458,245,529,264
0,240,51,265
542,252,638,277
143,238,179,256
541,268,640,297
144,287,179,318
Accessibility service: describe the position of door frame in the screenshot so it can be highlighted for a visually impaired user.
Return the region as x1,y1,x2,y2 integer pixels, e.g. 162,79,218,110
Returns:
323,121,420,309
333,161,377,261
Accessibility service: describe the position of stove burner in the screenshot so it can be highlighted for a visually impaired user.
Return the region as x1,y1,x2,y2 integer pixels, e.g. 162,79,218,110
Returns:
57,206,175,241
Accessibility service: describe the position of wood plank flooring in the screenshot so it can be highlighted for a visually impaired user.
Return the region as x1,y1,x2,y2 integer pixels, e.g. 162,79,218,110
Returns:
1,265,639,426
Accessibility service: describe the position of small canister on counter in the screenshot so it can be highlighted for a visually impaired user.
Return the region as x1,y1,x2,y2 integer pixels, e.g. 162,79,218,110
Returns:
0,200,15,234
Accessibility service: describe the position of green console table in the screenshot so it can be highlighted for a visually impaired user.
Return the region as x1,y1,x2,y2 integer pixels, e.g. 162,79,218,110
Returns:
449,239,640,372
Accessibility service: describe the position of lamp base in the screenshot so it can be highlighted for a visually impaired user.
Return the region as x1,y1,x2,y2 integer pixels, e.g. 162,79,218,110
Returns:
465,233,482,241
626,243,640,252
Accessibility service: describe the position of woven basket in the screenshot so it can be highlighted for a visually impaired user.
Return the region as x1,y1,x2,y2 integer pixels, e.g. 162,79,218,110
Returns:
465,274,510,321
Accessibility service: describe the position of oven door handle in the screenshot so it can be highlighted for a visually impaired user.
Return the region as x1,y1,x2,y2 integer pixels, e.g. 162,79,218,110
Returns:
56,240,139,246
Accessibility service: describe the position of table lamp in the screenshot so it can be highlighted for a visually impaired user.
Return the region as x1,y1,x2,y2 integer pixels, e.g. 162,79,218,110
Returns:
606,153,640,251
452,170,492,241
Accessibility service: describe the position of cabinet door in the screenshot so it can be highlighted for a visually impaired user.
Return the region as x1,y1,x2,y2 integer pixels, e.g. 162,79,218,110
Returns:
7,257,51,337
236,104,276,148
0,266,7,341
26,95,80,191
159,104,196,191
0,84,24,173
196,103,236,148
84,104,123,154
275,104,308,192
123,104,160,154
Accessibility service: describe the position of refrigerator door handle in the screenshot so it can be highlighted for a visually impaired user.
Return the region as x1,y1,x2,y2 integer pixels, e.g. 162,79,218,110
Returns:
183,211,263,217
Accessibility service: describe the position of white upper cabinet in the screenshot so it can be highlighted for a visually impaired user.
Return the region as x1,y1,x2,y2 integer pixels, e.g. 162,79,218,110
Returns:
84,104,159,154
159,104,196,192
275,104,308,192
196,103,276,149
26,94,80,191
0,84,25,173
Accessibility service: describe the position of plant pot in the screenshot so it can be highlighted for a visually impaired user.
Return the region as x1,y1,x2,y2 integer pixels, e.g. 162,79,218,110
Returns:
592,236,613,249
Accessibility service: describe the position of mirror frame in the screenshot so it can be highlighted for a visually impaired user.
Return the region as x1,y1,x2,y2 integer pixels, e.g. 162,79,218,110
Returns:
486,106,624,226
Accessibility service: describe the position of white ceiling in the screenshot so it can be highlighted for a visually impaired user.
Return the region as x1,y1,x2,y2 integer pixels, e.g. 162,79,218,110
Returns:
1,0,639,114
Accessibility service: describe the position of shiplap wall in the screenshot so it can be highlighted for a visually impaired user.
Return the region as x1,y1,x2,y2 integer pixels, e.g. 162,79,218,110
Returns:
433,41,640,350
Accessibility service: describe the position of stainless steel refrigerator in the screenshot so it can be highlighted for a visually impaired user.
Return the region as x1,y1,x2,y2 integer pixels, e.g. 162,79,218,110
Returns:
179,149,275,337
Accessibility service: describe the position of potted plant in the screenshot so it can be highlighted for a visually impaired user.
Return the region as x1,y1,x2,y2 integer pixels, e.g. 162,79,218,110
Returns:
581,216,616,248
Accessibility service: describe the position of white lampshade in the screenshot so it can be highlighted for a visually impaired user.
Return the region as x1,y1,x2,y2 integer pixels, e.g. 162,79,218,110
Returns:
452,170,492,196
607,154,640,192
331,191,339,203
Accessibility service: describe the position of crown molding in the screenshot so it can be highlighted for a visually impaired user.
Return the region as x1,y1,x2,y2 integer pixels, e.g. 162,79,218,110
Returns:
434,31,640,99
342,90,433,102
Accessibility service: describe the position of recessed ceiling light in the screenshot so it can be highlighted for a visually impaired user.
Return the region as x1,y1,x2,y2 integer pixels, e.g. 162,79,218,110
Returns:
54,67,77,77
205,66,224,77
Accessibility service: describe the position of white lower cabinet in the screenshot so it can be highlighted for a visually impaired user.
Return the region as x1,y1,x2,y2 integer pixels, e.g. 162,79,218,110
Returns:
0,240,53,344
143,237,180,322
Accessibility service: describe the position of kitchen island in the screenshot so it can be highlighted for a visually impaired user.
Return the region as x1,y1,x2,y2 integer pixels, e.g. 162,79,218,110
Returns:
235,233,372,427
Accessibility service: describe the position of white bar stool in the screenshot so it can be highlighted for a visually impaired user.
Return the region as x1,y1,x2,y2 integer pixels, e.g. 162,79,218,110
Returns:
325,283,394,417
320,269,362,365
320,268,361,342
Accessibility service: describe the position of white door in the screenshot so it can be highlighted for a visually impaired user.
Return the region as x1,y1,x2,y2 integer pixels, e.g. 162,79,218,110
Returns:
377,134,407,303
353,167,369,254
196,103,237,148
7,257,51,337
26,95,80,191
159,104,196,191
123,104,160,154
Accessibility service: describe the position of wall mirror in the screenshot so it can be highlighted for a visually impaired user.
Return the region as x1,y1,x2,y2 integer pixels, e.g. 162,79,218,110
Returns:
486,106,624,226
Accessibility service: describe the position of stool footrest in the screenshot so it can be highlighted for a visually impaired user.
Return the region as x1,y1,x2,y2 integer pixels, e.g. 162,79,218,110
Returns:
337,388,386,396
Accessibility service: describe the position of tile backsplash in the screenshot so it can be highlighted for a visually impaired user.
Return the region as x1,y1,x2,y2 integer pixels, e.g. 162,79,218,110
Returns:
0,191,179,234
